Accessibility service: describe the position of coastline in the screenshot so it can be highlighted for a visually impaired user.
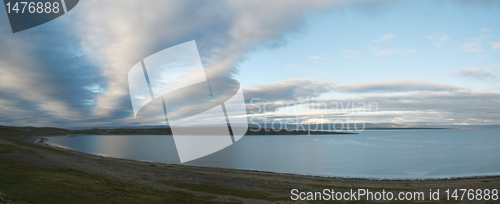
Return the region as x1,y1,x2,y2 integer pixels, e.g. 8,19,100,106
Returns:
1,132,500,203
39,136,500,182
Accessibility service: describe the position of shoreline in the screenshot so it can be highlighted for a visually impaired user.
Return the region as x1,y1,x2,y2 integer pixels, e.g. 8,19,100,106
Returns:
39,135,500,183
2,134,500,203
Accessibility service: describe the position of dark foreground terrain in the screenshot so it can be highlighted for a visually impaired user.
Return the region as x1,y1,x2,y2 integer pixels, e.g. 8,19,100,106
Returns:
0,126,499,203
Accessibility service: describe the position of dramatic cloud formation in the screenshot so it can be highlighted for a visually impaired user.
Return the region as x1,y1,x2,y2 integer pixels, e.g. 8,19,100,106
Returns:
0,0,498,128
247,90,500,125
242,79,496,126
0,0,346,127
0,13,105,127
318,91,500,125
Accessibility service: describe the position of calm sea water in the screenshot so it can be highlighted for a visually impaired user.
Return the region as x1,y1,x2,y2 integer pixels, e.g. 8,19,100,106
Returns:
44,129,500,179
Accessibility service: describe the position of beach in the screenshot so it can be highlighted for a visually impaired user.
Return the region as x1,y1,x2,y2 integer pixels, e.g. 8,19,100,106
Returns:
0,131,499,204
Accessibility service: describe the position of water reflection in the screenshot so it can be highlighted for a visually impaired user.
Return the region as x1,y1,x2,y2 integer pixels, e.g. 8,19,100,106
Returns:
44,129,500,179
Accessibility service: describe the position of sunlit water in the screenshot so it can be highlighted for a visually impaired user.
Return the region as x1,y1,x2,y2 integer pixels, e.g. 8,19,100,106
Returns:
44,129,500,179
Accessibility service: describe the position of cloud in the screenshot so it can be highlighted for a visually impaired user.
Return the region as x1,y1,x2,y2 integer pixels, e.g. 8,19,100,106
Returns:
243,79,466,118
403,49,417,54
490,42,500,50
469,33,492,42
247,90,500,125
460,42,483,53
243,78,335,102
75,0,349,120
342,49,362,59
369,47,416,57
320,91,500,125
459,30,495,53
481,28,491,33
0,0,497,127
0,14,108,127
335,80,465,93
428,33,449,47
456,65,500,81
369,47,397,57
0,0,348,127
309,56,323,60
372,33,397,43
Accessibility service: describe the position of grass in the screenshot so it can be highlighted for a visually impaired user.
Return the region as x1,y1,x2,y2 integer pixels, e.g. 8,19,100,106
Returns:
0,141,237,204
0,143,37,157
157,180,289,201
313,179,329,182
0,159,236,204
0,143,27,153
0,137,245,203
1,125,499,203
308,183,410,192
5,138,72,155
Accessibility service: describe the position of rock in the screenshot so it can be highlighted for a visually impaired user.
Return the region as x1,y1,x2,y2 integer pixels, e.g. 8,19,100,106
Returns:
0,191,16,204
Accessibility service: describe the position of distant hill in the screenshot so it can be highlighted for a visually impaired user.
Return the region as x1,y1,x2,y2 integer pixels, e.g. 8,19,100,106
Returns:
0,125,354,136
71,122,440,131
3,123,499,137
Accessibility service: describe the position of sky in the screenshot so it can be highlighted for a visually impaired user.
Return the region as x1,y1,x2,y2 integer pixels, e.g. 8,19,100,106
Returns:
0,0,499,128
